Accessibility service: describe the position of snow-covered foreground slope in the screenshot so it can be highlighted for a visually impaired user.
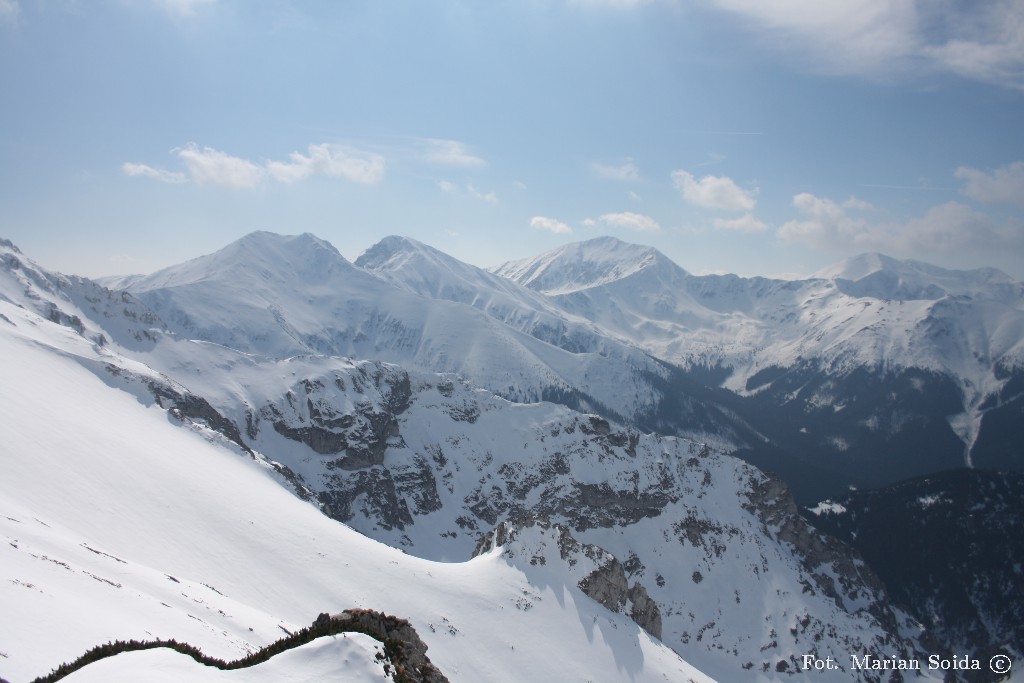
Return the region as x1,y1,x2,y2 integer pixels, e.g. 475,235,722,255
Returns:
0,301,715,683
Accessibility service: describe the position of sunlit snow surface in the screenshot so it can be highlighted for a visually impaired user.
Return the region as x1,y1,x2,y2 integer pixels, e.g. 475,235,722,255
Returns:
0,300,714,683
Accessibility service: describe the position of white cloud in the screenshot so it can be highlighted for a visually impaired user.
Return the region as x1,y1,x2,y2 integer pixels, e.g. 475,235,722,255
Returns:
919,2,1024,89
592,158,640,181
265,143,385,185
421,139,486,167
778,193,872,249
467,185,498,203
530,216,573,234
121,162,187,184
582,218,597,228
842,197,873,210
0,0,19,23
713,213,767,233
671,169,757,211
778,192,1024,254
124,141,385,189
705,0,1024,89
434,181,497,202
955,161,1024,207
151,0,215,18
597,211,661,232
177,144,265,189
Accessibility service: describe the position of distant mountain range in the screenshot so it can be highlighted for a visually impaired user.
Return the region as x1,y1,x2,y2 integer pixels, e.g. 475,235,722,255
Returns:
2,232,1021,682
95,231,1024,500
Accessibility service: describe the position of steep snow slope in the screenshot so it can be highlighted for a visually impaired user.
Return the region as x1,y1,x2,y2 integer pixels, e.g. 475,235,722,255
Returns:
0,299,715,683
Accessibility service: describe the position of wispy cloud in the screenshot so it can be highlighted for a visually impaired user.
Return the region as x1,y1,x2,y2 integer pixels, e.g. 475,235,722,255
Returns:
713,213,767,233
420,138,486,167
121,162,187,184
0,0,19,23
124,142,385,189
530,216,573,234
595,211,661,232
177,144,267,189
671,169,757,211
956,161,1024,207
436,181,498,203
705,0,1024,90
265,143,385,185
591,158,640,181
778,192,1024,254
151,0,215,18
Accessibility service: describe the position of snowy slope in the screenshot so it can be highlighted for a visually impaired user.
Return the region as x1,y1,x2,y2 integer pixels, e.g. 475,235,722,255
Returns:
0,298,717,683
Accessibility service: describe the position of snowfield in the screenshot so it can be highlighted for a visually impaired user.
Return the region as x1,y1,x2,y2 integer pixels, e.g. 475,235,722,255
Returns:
0,299,715,683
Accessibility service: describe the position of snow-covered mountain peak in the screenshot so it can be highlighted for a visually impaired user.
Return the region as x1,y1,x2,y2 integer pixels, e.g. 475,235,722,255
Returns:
492,236,685,295
0,236,23,254
355,234,430,270
354,235,496,294
130,231,355,292
813,252,1018,301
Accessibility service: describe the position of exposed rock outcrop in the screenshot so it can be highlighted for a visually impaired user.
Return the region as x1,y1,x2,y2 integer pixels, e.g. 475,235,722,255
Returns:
474,518,663,640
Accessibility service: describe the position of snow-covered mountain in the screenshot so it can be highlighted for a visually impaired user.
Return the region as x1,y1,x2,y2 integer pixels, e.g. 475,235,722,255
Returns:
492,236,1024,496
3,231,1021,681
1,236,947,682
109,232,749,450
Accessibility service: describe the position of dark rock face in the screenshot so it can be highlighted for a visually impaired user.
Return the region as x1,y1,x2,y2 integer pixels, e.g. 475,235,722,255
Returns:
745,473,893,619
320,469,414,531
805,469,1024,679
627,583,662,640
331,609,450,683
258,367,408,470
146,380,252,456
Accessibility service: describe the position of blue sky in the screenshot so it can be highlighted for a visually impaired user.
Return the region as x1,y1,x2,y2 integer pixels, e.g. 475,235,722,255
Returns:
1,0,1023,279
